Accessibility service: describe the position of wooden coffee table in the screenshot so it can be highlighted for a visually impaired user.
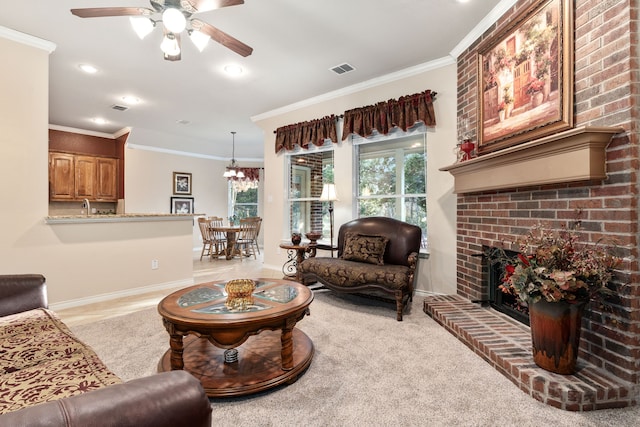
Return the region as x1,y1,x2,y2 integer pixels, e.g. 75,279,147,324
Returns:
157,278,314,397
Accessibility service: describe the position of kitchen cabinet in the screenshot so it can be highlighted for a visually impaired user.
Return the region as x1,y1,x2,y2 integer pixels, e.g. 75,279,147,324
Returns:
49,152,118,201
49,153,75,200
96,157,118,200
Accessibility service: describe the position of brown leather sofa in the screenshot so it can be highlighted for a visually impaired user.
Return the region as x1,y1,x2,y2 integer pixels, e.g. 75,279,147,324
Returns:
299,217,421,321
0,274,212,427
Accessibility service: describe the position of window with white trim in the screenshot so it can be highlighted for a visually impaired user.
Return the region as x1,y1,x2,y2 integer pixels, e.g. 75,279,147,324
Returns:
354,128,427,248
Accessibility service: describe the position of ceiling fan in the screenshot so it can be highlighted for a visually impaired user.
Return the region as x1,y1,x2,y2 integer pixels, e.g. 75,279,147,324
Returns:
70,0,253,61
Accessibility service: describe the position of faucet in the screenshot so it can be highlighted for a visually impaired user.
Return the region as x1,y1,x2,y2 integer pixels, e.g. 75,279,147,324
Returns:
82,198,91,216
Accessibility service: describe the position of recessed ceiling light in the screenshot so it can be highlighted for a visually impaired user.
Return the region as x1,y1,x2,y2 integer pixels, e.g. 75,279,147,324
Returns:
79,64,98,74
176,119,191,125
224,64,243,76
92,118,107,125
121,96,140,105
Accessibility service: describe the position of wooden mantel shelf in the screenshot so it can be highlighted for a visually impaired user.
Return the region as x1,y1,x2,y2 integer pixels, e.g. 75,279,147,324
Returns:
440,126,625,194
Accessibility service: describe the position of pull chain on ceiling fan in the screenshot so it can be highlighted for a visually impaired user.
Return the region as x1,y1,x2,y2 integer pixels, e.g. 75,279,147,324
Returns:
70,0,253,61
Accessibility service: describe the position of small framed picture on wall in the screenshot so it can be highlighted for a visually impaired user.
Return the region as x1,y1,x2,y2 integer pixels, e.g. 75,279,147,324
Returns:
173,172,192,195
170,197,194,214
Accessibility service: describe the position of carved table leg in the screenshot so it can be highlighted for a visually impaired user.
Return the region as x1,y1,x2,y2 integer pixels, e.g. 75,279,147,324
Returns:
169,333,184,370
280,318,296,371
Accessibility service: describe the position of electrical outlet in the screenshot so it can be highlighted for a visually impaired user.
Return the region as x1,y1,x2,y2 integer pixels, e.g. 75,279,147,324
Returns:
151,259,159,270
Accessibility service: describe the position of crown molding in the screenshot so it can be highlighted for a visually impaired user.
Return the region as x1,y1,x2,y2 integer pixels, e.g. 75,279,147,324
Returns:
251,56,455,122
449,0,518,59
0,25,56,53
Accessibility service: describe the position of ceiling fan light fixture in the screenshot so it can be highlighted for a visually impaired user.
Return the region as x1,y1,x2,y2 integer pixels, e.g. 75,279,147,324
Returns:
162,8,187,33
129,16,154,39
189,29,210,52
160,33,181,56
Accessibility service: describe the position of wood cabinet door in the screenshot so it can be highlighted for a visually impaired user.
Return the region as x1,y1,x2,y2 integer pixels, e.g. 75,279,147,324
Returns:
95,157,118,201
49,153,75,200
75,156,96,198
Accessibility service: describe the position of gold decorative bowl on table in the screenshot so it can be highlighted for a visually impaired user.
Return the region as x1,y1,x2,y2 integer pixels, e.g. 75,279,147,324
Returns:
225,279,256,311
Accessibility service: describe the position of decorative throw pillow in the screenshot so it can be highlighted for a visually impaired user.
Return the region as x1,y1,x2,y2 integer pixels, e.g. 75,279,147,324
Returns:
341,232,389,265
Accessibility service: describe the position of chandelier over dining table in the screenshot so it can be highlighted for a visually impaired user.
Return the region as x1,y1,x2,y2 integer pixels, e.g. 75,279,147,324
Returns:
223,131,244,178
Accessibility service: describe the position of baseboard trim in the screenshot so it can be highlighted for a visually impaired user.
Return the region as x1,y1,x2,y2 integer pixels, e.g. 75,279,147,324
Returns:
49,278,194,311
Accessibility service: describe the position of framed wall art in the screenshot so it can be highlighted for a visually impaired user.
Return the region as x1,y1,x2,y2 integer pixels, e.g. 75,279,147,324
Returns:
477,0,573,154
173,172,192,195
170,196,194,214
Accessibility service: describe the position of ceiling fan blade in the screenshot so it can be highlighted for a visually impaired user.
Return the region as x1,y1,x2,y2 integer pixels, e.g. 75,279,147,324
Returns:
192,19,252,57
182,0,244,13
71,7,153,18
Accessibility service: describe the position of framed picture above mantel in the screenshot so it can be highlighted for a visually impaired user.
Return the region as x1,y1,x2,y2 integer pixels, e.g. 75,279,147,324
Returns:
477,0,573,155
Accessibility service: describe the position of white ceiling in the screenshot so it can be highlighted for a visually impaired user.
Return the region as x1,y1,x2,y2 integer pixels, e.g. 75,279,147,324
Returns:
0,0,507,160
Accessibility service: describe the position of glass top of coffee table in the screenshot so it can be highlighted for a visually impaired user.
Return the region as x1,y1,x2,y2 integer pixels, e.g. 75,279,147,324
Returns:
176,279,299,314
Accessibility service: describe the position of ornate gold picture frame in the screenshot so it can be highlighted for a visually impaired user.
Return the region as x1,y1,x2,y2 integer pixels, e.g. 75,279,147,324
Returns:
477,0,573,154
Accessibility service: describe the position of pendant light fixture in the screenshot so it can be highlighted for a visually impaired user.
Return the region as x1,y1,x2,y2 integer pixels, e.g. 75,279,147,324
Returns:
223,132,244,178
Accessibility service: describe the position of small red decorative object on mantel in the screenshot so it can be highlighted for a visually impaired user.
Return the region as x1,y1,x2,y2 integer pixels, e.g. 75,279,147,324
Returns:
459,139,475,161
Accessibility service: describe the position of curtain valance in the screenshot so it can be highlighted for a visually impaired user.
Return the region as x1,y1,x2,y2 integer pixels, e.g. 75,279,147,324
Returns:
227,167,261,182
275,115,338,153
342,90,436,140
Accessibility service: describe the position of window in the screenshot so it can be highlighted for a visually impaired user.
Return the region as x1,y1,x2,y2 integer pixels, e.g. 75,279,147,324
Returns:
355,130,427,248
228,181,259,221
286,145,334,238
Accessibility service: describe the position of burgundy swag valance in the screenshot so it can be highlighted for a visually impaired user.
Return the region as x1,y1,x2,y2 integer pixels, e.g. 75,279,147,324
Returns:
342,90,437,140
275,115,338,153
227,167,260,182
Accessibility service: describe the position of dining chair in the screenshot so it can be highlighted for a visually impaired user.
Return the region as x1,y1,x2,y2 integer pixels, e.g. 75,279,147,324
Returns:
246,217,262,255
197,218,214,261
234,219,258,261
208,216,227,258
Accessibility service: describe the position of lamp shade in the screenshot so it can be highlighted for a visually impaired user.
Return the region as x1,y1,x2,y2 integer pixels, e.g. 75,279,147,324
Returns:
319,183,338,201
160,33,180,56
130,17,154,39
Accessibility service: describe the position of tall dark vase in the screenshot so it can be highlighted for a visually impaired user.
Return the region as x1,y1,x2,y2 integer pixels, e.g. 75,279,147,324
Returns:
528,299,587,375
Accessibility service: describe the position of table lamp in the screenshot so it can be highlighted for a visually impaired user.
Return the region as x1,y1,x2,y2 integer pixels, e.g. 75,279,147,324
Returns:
319,183,338,257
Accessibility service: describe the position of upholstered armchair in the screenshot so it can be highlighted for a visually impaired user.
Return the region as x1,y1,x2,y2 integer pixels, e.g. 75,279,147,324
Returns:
299,217,421,321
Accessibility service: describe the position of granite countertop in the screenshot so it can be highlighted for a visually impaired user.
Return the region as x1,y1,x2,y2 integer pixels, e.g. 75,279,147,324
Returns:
45,213,203,224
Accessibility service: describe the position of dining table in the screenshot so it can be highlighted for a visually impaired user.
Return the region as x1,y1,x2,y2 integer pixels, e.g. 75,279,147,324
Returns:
210,225,241,260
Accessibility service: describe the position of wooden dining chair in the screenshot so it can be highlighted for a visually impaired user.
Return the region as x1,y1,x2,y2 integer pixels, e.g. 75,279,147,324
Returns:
208,216,227,258
246,217,262,255
197,218,214,261
234,219,258,261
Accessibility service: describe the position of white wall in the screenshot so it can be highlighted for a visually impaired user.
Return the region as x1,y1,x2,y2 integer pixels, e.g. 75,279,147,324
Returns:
124,138,265,250
254,63,458,295
0,31,195,306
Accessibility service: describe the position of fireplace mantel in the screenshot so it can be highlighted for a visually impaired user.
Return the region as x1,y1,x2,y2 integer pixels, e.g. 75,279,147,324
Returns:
440,126,624,194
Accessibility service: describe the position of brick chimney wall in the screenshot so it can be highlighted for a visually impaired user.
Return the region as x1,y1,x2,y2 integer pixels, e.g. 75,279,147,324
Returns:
455,0,639,385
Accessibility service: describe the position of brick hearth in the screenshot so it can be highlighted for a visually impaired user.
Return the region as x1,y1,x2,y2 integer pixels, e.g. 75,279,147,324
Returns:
423,295,636,411
447,0,640,412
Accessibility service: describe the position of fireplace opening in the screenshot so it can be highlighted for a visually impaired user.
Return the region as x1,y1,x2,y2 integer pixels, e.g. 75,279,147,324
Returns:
485,246,530,325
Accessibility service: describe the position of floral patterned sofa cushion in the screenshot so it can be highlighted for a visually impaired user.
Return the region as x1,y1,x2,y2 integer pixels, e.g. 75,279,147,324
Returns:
341,232,389,265
299,257,411,290
0,308,121,414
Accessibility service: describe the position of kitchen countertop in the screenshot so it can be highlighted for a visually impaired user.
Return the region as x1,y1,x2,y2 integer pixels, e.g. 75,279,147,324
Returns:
45,213,203,224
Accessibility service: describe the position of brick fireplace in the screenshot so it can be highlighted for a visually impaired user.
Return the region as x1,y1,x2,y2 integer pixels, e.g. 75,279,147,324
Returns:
425,0,639,412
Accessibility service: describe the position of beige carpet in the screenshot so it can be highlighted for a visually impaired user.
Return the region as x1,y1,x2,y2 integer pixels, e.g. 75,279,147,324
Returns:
71,290,639,426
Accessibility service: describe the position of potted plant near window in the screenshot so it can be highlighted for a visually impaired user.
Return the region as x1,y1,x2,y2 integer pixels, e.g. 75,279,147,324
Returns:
490,218,621,374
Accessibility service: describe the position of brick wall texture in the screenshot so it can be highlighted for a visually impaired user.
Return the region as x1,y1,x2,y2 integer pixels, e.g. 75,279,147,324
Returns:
455,0,639,385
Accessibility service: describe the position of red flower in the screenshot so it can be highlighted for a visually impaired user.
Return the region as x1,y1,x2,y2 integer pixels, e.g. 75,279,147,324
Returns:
517,253,530,266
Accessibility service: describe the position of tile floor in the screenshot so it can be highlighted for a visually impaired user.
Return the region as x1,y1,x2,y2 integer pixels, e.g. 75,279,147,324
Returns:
57,251,281,327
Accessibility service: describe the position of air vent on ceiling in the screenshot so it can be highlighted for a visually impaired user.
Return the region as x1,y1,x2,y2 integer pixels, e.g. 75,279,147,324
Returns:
111,104,129,111
330,63,355,75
